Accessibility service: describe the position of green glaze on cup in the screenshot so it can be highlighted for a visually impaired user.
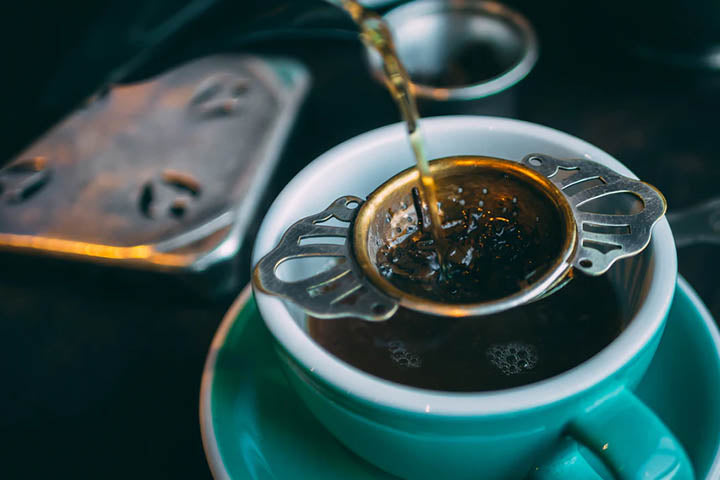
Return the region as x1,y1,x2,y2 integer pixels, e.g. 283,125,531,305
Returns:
201,278,720,479
250,117,692,479
275,314,692,479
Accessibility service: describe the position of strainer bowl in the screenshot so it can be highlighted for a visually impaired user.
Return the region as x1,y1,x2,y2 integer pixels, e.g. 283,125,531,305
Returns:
253,151,665,321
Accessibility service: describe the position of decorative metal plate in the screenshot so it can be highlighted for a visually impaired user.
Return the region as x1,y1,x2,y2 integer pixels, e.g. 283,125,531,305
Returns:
521,153,667,276
253,154,667,320
0,55,310,279
253,196,397,321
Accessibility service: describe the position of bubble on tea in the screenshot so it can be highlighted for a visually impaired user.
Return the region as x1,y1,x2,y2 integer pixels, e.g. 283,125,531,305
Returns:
386,340,422,368
307,275,625,392
486,342,538,376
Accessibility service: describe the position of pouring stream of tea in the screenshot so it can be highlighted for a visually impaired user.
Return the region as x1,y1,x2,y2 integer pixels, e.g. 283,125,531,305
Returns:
339,0,448,267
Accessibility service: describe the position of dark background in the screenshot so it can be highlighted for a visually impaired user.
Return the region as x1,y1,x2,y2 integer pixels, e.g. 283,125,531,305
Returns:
2,0,720,478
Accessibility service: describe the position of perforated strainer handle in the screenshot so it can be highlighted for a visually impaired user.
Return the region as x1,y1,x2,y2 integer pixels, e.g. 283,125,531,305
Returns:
253,155,668,321
252,196,398,322
522,154,667,276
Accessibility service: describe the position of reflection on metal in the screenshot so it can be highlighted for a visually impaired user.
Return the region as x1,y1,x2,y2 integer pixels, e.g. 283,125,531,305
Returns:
253,196,397,322
350,156,576,318
367,0,538,102
0,55,310,289
522,153,667,276
188,72,250,117
253,154,666,320
0,157,53,204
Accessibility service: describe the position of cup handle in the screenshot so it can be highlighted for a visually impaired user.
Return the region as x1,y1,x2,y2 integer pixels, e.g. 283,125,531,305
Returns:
532,388,694,480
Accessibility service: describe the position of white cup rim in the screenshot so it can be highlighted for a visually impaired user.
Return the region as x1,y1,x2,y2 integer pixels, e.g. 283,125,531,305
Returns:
252,116,677,416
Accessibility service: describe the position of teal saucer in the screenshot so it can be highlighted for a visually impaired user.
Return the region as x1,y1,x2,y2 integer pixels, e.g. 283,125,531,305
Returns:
200,277,720,479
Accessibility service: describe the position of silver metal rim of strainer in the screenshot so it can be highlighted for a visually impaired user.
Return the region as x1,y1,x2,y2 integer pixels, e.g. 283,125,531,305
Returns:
253,152,667,321
350,155,577,318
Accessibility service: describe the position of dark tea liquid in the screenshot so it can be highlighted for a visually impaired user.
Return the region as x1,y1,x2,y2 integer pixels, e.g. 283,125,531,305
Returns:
308,274,627,391
375,171,564,303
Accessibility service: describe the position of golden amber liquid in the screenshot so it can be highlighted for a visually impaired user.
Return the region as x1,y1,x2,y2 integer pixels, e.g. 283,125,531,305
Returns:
341,0,447,265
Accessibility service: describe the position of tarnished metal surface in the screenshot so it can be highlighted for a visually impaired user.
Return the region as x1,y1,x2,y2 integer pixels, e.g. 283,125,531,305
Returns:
522,153,667,276
253,196,397,321
0,55,310,273
350,156,576,318
252,154,666,320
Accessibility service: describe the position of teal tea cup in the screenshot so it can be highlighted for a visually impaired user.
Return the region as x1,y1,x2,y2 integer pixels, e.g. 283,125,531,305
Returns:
251,116,691,479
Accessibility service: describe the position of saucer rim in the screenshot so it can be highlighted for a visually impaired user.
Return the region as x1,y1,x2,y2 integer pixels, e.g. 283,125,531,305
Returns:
679,275,720,479
199,285,251,480
200,277,720,479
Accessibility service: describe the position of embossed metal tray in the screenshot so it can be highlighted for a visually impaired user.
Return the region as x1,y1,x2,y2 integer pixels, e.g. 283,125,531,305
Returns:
0,55,310,285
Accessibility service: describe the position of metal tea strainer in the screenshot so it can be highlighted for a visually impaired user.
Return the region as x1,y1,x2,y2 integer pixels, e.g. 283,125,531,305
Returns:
252,154,666,321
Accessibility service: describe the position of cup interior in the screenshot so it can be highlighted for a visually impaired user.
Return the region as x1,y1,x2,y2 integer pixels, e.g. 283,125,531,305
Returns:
252,116,676,415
